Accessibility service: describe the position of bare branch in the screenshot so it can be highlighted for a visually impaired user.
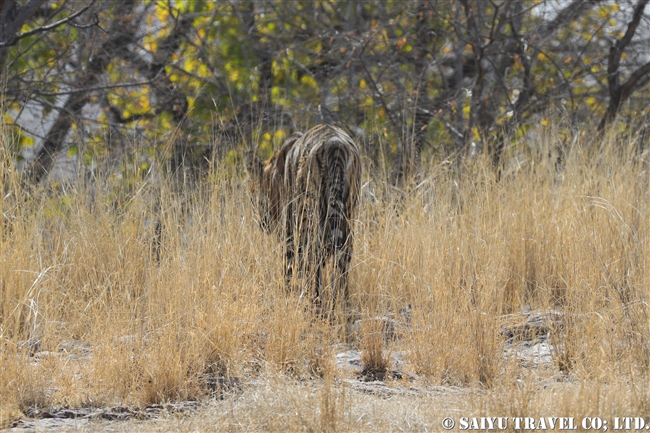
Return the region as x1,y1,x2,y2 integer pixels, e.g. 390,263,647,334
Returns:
0,1,95,48
600,0,649,132
622,60,650,101
530,0,605,41
27,80,157,97
607,0,648,93
616,0,648,54
7,122,48,141
357,57,400,134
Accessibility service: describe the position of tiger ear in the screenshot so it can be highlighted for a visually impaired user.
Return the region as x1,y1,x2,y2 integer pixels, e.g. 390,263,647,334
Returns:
245,150,263,178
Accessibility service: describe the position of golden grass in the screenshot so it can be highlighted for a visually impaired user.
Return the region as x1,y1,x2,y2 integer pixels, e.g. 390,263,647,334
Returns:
1,122,649,429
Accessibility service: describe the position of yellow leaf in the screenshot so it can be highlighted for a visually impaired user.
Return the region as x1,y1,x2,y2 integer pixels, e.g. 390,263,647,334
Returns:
300,75,317,89
22,135,35,147
274,130,286,143
198,64,209,77
139,95,150,111
156,6,169,22
185,56,198,73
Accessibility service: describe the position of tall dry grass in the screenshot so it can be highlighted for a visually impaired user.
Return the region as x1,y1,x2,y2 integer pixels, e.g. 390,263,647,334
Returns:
1,120,649,428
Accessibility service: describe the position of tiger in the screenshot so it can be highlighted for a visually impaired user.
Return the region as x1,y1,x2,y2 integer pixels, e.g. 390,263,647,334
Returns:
245,124,362,316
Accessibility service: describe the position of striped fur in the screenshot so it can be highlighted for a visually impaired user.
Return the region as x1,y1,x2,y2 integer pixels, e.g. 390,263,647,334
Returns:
246,124,361,315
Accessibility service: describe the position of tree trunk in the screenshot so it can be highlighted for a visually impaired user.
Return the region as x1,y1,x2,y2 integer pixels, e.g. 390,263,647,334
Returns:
25,0,136,183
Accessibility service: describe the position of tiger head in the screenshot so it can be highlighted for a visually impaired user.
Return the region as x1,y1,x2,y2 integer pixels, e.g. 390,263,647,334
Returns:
245,132,303,234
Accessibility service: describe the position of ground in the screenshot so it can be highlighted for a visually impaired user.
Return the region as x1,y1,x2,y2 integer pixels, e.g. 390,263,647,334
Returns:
6,310,563,432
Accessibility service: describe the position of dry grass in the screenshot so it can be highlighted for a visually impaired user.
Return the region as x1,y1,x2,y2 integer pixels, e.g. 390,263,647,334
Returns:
1,121,649,430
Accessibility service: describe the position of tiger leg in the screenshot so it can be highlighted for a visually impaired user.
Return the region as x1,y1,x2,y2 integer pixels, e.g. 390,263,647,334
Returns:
332,234,353,315
284,204,295,291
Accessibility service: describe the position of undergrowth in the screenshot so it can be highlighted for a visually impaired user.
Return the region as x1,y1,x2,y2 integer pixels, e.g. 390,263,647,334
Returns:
1,120,649,429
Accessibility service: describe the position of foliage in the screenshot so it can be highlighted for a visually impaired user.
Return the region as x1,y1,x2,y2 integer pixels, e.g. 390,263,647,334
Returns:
2,0,650,184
